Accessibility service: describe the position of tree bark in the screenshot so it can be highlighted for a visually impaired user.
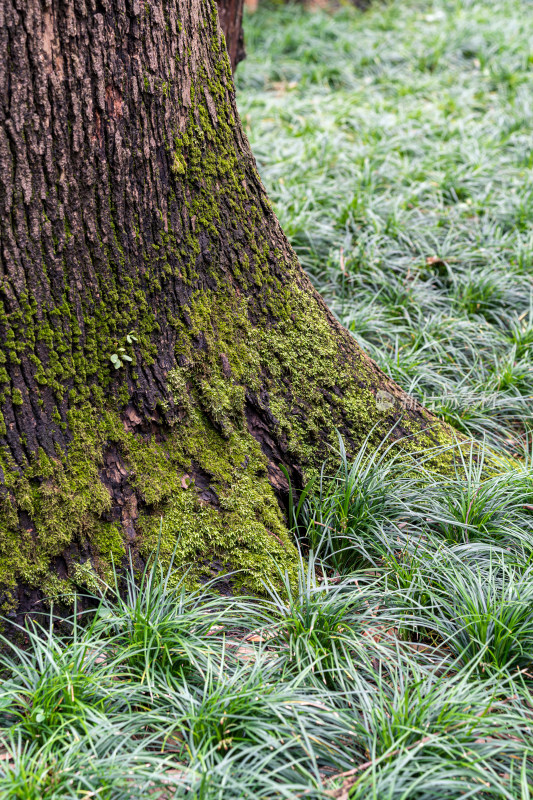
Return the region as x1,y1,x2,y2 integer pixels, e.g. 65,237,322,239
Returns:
217,0,245,71
0,0,454,619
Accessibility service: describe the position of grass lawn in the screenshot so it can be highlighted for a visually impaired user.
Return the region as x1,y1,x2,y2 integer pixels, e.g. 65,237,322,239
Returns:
2,1,533,797
237,0,533,450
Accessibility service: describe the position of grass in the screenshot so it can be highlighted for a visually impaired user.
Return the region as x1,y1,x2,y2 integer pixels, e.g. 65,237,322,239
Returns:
2,0,533,797
236,0,533,451
3,440,533,798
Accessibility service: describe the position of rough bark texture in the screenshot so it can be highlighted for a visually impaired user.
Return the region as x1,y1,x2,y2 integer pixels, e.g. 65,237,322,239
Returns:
0,0,454,620
217,0,245,71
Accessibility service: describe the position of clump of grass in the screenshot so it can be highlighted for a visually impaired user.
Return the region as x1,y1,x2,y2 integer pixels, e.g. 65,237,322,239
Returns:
411,445,533,548
0,614,125,744
0,732,168,800
299,432,411,572
254,548,376,685
92,546,237,684
154,653,357,778
417,556,533,674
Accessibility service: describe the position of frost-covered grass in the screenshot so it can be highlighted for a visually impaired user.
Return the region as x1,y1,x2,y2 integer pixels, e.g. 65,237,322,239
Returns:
237,0,533,451
3,1,533,797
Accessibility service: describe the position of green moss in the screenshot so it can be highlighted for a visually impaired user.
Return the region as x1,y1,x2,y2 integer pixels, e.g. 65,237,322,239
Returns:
171,152,186,175
135,407,297,592
41,574,77,607
12,389,23,406
0,398,300,596
72,561,102,595
0,409,113,588
90,522,125,582
167,367,191,414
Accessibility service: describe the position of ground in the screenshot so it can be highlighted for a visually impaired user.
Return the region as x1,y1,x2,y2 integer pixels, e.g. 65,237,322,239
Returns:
0,0,532,797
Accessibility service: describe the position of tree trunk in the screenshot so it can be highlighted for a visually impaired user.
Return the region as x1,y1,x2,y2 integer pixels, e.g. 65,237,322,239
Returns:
0,0,454,620
217,0,245,71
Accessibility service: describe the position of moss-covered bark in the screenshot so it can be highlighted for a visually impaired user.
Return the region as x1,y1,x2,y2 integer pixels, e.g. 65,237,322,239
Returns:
0,0,456,619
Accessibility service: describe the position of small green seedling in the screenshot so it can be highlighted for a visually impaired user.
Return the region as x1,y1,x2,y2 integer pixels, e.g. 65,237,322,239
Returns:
110,331,138,369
